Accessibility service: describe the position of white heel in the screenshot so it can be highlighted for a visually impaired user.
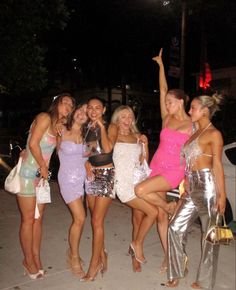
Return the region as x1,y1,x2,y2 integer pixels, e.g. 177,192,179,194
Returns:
23,265,42,280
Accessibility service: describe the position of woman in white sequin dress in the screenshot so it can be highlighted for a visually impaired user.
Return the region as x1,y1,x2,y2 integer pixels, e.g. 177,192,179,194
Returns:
112,105,158,272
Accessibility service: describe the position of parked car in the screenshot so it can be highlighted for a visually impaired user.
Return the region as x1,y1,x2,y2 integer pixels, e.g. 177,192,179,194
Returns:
222,142,236,222
167,142,236,224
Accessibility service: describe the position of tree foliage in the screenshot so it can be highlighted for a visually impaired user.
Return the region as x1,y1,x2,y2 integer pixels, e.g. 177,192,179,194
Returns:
0,0,70,95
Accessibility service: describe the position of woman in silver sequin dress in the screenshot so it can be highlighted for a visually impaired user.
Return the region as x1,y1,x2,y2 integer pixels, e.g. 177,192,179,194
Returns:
80,97,116,282
165,93,226,289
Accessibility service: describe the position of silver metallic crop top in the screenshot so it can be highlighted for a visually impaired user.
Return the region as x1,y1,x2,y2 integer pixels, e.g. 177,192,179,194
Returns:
181,122,212,172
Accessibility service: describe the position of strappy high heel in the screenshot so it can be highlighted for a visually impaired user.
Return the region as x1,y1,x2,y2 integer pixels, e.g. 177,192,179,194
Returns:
66,249,85,278
39,269,47,276
79,263,104,282
128,243,147,264
101,249,108,274
22,265,42,280
159,258,167,274
131,256,142,272
165,279,179,288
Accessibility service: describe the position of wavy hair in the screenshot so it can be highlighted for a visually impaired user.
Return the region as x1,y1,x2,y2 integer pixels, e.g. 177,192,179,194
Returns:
47,93,75,122
111,105,140,134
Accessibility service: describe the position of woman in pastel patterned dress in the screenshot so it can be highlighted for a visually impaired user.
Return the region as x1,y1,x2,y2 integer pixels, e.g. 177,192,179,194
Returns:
57,104,88,277
80,97,117,282
135,49,192,272
112,105,158,272
18,94,75,279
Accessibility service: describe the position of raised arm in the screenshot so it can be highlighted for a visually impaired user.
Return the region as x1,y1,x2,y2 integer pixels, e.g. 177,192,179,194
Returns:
28,112,51,179
152,48,168,120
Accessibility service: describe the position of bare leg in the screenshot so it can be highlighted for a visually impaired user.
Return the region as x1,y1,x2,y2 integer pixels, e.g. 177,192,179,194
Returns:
17,196,38,274
131,209,144,272
87,195,108,272
135,175,175,214
127,197,158,263
32,203,46,270
67,197,86,276
83,195,112,280
155,192,168,273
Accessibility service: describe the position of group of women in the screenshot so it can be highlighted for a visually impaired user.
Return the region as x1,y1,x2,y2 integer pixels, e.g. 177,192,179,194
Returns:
16,49,226,290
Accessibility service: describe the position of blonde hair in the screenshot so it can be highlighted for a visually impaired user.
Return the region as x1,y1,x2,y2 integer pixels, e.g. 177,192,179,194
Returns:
111,105,140,134
195,93,223,119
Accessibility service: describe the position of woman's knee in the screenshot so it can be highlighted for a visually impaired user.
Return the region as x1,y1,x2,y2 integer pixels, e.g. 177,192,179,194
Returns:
21,210,36,225
91,215,104,230
73,215,85,228
149,207,158,219
134,184,145,199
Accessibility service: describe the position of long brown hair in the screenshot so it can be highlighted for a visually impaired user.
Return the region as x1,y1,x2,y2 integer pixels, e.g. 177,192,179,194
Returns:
47,93,75,122
65,103,87,137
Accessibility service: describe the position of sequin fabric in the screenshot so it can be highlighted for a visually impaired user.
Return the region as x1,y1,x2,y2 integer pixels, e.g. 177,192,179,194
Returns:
150,127,189,188
19,129,56,196
113,142,141,203
85,167,115,199
58,141,87,204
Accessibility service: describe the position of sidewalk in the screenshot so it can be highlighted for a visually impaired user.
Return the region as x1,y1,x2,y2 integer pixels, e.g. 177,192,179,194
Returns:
0,181,235,290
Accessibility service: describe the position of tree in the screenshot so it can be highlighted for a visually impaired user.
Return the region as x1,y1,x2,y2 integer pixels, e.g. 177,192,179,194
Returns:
0,0,70,95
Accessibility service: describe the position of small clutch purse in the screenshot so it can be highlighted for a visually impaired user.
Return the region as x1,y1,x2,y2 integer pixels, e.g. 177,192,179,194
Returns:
133,142,152,185
205,213,234,245
36,179,51,204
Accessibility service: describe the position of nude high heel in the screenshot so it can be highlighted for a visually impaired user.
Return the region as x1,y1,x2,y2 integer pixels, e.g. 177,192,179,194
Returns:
66,250,85,278
128,243,147,264
79,263,104,282
101,249,108,274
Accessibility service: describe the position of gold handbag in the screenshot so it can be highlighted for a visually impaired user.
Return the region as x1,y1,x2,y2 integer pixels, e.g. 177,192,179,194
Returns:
205,213,234,245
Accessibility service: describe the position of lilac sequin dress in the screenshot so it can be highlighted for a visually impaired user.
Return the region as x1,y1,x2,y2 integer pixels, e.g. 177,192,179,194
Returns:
58,141,86,204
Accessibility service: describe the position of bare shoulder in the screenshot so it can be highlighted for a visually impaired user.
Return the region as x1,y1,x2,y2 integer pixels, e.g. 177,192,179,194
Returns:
210,128,223,142
205,127,223,148
35,112,51,124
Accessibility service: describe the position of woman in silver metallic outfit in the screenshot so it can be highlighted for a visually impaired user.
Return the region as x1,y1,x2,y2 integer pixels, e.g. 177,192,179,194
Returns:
165,93,226,289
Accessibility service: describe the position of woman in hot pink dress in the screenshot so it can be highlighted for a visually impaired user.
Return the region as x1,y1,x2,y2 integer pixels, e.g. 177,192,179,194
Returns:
134,49,192,272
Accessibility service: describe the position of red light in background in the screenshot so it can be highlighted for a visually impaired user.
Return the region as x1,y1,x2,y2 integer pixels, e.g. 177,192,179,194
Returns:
199,62,212,90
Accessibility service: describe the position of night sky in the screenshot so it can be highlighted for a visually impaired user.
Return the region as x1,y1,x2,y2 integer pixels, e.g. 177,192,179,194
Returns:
51,0,236,91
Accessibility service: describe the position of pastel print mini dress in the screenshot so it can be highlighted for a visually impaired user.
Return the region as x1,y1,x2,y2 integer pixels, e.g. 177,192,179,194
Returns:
19,128,56,196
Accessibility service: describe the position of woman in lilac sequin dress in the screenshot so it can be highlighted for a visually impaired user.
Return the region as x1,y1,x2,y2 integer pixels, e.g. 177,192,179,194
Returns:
57,104,87,277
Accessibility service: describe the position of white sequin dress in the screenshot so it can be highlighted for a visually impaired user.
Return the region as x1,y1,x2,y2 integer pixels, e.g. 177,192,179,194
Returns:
113,142,141,203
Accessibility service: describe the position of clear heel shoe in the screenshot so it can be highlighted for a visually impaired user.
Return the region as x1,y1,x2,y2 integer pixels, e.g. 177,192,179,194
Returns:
80,263,104,282
128,243,147,264
66,250,85,278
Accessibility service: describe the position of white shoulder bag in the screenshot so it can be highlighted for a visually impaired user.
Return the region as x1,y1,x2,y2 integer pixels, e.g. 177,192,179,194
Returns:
4,157,22,194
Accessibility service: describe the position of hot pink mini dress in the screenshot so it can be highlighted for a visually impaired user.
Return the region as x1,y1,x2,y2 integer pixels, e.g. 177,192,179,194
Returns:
150,127,190,189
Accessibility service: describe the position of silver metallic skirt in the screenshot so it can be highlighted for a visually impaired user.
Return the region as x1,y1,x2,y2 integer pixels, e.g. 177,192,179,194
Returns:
85,167,115,199
167,168,219,290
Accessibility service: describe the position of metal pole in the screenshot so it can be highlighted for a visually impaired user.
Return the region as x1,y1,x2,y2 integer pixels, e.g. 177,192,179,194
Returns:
179,0,187,90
